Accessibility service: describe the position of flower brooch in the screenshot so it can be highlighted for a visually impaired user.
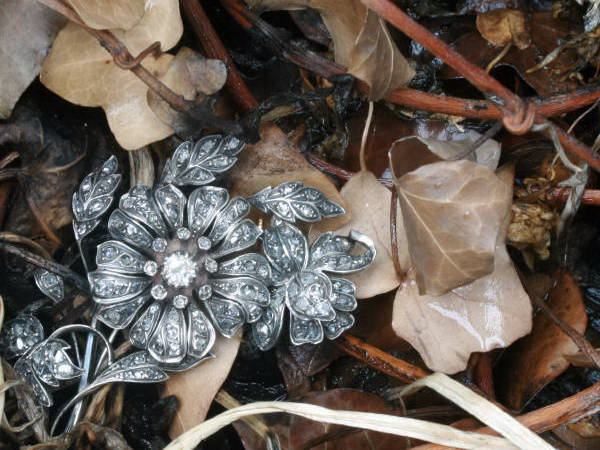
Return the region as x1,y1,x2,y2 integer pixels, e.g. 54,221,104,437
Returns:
4,134,375,424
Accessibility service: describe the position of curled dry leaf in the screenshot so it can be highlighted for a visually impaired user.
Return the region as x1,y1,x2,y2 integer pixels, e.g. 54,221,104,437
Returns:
228,124,349,230
163,332,241,438
311,170,408,299
66,0,145,30
246,0,415,99
0,0,66,118
392,246,532,374
40,0,184,150
394,160,512,295
476,9,531,50
147,47,227,134
497,270,587,411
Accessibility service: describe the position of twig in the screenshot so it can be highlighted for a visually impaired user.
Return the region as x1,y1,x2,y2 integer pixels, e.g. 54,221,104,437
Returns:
334,334,429,383
221,0,600,121
37,0,247,139
181,0,259,112
531,293,600,368
390,187,404,277
0,241,89,295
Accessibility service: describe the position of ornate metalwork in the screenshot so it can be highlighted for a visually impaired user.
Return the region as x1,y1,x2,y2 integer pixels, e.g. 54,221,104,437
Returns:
253,218,376,349
34,269,64,303
0,314,45,359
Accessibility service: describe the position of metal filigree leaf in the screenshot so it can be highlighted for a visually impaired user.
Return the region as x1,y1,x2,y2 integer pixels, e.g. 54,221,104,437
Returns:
289,313,324,345
29,339,83,387
308,231,376,274
161,135,244,186
120,185,168,237
160,353,214,373
212,219,262,258
14,358,53,407
96,241,148,274
285,270,335,321
130,302,163,348
329,278,357,311
249,182,344,223
72,156,121,241
90,271,151,305
210,277,270,307
155,184,186,229
252,288,285,351
34,269,64,303
262,221,309,282
217,254,271,284
93,351,168,385
96,294,150,329
147,306,187,364
108,209,155,251
208,197,250,243
322,311,355,340
0,314,45,359
204,296,245,338
187,303,216,359
187,186,229,235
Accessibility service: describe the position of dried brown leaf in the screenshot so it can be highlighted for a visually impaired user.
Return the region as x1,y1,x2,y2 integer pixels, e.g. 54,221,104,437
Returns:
392,244,532,374
497,270,587,411
476,9,531,49
0,0,66,118
40,0,184,149
228,124,349,230
163,333,241,438
247,0,414,99
311,170,408,298
67,0,145,30
395,160,512,295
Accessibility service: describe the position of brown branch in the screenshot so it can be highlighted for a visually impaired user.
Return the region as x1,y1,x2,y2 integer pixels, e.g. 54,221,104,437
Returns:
38,0,246,139
362,0,600,171
334,334,429,383
181,0,259,112
390,187,404,278
220,0,600,121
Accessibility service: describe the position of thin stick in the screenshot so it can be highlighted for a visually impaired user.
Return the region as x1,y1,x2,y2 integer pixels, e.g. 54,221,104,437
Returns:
390,188,405,277
359,101,374,172
181,0,258,112
334,334,428,383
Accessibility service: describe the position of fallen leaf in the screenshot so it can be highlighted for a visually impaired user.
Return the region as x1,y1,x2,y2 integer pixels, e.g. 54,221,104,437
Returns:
442,12,580,96
247,0,415,99
40,0,184,149
476,9,531,49
395,160,512,295
163,332,241,438
311,170,408,299
0,0,66,118
147,47,227,133
496,270,587,411
234,389,400,450
392,245,532,374
67,0,145,30
228,124,349,230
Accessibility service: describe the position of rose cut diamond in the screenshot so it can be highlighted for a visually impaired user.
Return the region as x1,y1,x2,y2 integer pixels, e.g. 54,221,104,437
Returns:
162,252,198,288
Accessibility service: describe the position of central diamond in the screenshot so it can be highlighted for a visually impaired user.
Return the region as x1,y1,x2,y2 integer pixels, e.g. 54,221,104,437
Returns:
162,252,198,288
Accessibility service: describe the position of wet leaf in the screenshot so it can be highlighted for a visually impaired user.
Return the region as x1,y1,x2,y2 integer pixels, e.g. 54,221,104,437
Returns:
476,9,531,49
497,271,587,411
163,332,241,438
311,171,408,299
67,0,145,30
40,0,185,149
247,0,415,99
395,160,512,295
0,0,66,118
228,124,349,230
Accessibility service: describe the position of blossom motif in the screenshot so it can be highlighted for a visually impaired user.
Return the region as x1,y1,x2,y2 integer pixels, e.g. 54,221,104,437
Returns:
252,217,376,349
89,136,271,368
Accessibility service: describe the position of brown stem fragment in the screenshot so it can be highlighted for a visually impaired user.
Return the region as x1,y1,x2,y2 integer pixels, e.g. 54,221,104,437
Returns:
181,0,259,112
390,187,404,278
334,334,428,383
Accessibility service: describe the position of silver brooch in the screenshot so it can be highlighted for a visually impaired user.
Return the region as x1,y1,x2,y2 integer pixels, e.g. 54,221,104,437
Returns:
3,134,376,434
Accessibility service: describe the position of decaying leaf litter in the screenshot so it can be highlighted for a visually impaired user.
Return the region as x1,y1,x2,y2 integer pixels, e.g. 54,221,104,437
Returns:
1,0,600,448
